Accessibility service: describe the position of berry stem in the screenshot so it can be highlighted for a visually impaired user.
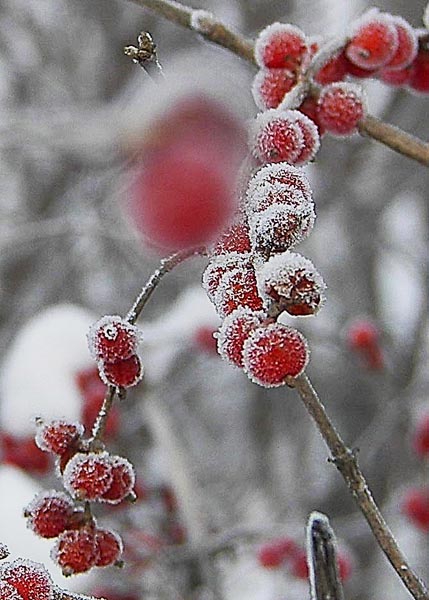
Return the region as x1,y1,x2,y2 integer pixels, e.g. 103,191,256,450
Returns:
128,0,429,167
53,589,107,600
126,246,206,324
294,373,429,600
89,386,116,447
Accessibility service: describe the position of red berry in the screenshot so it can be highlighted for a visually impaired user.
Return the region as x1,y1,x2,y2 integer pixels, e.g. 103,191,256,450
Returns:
257,537,298,568
255,23,309,71
159,485,178,514
378,65,413,86
100,354,143,388
257,251,326,316
0,581,24,600
52,527,98,575
0,434,51,475
24,490,74,539
214,267,264,317
216,307,266,367
94,529,123,567
346,320,379,349
314,51,349,85
246,183,308,215
338,552,353,582
343,53,378,78
346,10,398,70
298,97,326,134
292,111,320,166
247,162,312,204
409,49,429,94
249,202,315,258
202,254,251,302
35,419,83,456
1,559,53,600
317,82,366,136
383,17,418,71
63,452,113,501
212,221,251,256
87,316,142,364
289,548,309,579
252,68,297,110
101,456,136,505
193,326,218,354
243,323,309,387
401,488,429,531
412,414,429,458
250,109,305,165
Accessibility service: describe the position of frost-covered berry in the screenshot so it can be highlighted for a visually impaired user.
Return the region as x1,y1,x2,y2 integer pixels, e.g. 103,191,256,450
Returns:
0,543,9,561
346,10,398,70
291,111,320,165
243,323,309,387
383,17,418,71
95,529,123,567
250,109,304,165
1,559,53,600
412,415,429,458
35,419,83,456
202,254,251,302
249,202,315,258
214,267,264,317
52,527,98,575
212,221,251,256
63,452,113,501
409,49,429,94
0,581,24,600
314,50,349,85
24,490,74,539
257,537,298,568
401,488,429,531
87,316,142,364
256,252,326,316
254,23,309,71
252,68,297,110
317,83,366,136
100,354,143,388
298,97,326,134
216,307,266,367
378,65,413,86
246,183,308,216
101,456,136,504
247,162,312,204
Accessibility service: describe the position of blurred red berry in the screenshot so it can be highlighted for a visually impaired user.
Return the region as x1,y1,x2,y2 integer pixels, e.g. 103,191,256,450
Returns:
408,49,429,94
346,319,384,370
290,548,309,579
401,488,429,531
193,326,218,354
412,415,429,458
258,537,298,568
1,433,51,475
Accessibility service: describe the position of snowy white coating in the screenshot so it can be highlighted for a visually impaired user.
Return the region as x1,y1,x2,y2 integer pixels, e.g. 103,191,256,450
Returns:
213,266,263,318
347,8,399,69
0,580,23,599
24,489,73,518
87,315,143,362
254,22,308,69
95,528,124,559
35,419,84,454
277,81,309,112
249,201,316,256
216,306,267,367
62,451,113,501
249,109,305,164
425,3,429,30
98,354,144,388
246,181,308,216
255,251,326,316
190,9,216,34
98,455,136,504
202,253,252,302
318,82,368,136
247,162,312,204
1,558,54,600
292,112,321,165
251,68,296,111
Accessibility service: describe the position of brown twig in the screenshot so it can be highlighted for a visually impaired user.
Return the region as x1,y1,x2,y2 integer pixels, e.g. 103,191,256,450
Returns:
127,0,429,167
294,373,429,600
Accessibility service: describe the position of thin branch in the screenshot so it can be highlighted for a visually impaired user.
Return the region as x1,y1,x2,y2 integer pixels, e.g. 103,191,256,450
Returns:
126,246,206,324
127,0,429,167
89,385,116,446
294,373,429,600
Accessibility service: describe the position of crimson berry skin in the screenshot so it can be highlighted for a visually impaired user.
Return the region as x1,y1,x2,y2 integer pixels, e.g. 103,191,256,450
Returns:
314,51,349,85
254,23,309,71
24,490,74,539
52,527,98,575
346,11,398,71
94,529,123,567
212,221,251,256
216,307,266,368
252,68,297,110
193,326,218,354
250,109,304,165
87,316,142,364
408,49,429,94
100,456,136,505
202,254,251,303
317,83,366,137
243,323,309,387
257,537,298,568
63,451,113,501
214,267,265,318
401,488,429,531
1,559,53,600
35,419,84,456
0,581,24,600
412,415,429,458
100,354,143,388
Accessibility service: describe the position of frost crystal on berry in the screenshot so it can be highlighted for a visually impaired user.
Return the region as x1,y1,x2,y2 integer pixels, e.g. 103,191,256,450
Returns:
317,82,367,136
202,254,252,302
291,111,320,165
1,559,54,600
250,109,304,165
63,451,113,501
211,220,251,255
35,419,84,456
346,9,399,70
243,323,309,387
100,455,136,504
256,252,326,316
254,23,309,71
52,527,98,575
0,581,24,600
383,16,418,71
100,354,143,388
87,316,142,364
249,202,316,258
252,69,297,110
216,307,266,367
247,162,312,204
214,267,264,317
246,182,308,216
94,529,123,567
24,490,74,539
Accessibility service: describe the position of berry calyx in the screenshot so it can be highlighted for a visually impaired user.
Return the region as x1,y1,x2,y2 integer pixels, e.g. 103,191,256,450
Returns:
35,419,84,456
1,559,53,600
24,490,74,539
100,355,143,388
317,83,366,136
216,307,266,367
254,23,309,71
63,452,113,501
52,527,98,575
243,323,309,387
87,316,142,364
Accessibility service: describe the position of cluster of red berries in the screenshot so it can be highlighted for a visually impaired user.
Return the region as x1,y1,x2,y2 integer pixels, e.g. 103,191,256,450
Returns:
87,316,143,389
401,414,429,531
203,162,326,387
257,535,352,582
346,319,384,370
24,418,136,575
